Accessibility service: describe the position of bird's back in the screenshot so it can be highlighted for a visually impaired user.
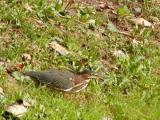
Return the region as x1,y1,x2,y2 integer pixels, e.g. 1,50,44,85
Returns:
24,69,75,90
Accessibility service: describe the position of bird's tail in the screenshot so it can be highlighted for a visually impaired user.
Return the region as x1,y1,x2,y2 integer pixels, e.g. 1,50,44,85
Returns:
23,71,40,80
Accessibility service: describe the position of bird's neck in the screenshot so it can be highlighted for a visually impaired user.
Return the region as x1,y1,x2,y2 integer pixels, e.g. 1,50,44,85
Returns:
74,73,90,85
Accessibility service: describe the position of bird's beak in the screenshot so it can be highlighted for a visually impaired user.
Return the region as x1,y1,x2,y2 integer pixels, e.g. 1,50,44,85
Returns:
89,72,106,84
89,72,104,79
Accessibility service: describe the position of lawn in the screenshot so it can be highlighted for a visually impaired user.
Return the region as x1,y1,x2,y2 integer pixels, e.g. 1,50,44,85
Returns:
0,0,160,120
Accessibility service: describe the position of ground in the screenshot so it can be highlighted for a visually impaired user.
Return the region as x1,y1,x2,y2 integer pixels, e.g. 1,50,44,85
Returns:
0,0,160,120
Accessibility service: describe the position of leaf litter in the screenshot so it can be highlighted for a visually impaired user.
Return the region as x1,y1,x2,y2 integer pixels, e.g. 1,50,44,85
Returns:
48,41,69,55
131,17,152,27
3,99,31,119
6,63,24,74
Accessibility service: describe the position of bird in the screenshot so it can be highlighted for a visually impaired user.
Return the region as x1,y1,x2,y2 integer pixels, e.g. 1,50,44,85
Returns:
23,69,92,93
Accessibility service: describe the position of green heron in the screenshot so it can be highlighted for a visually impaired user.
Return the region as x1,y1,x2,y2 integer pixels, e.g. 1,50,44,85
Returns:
23,69,93,93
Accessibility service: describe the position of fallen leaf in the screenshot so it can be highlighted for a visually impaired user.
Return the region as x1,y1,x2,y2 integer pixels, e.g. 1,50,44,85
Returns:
113,50,127,58
6,63,24,74
24,3,32,12
6,104,27,118
14,63,24,70
0,61,5,67
22,53,31,61
131,17,152,27
5,100,31,118
48,41,69,55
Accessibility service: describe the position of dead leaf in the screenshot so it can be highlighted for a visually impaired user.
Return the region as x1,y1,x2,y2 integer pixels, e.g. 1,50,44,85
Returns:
14,63,24,70
5,100,31,118
0,61,5,67
131,17,152,27
24,3,32,12
22,53,31,61
6,63,24,74
113,50,127,58
48,41,69,55
6,105,27,118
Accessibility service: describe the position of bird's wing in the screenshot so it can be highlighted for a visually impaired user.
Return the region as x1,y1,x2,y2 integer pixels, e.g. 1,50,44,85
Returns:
25,70,75,90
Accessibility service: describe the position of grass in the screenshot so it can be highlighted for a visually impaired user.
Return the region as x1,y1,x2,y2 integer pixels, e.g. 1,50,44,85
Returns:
0,0,160,120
